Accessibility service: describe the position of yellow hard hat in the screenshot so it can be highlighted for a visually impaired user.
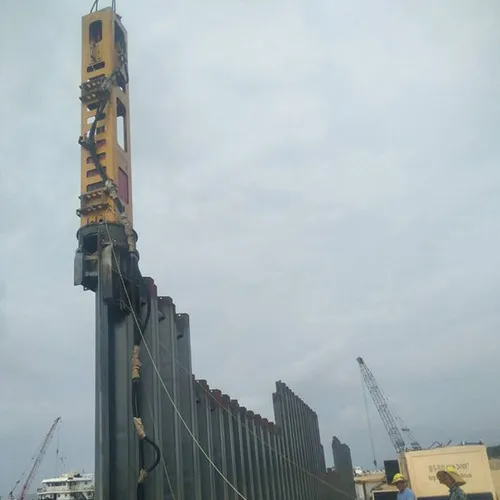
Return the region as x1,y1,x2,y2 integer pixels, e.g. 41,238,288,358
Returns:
436,466,466,486
392,473,407,484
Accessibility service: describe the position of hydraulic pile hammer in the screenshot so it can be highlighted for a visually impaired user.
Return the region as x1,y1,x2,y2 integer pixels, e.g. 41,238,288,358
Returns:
75,5,135,294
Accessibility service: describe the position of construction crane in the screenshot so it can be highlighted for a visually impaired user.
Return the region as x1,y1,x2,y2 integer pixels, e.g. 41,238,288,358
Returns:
74,4,161,500
8,418,61,500
357,357,422,455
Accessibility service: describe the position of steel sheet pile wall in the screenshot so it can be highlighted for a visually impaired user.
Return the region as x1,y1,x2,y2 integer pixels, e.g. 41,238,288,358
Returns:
142,293,340,500
273,381,334,500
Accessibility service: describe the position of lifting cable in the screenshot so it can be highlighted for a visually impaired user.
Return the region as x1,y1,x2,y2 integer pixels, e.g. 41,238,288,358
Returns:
90,1,116,13
79,45,160,500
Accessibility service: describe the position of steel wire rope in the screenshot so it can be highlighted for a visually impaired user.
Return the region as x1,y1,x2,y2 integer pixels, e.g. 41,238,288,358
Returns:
104,222,248,500
104,222,356,500
160,342,358,500
89,0,116,13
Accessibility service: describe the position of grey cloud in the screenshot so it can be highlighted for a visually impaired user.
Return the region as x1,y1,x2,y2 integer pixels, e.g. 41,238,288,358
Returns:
1,0,500,493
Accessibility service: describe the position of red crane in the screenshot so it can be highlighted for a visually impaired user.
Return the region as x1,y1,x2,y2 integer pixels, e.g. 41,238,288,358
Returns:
9,417,62,500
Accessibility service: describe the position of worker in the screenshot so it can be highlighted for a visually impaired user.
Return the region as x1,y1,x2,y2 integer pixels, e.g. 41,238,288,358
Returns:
437,466,468,500
391,473,416,500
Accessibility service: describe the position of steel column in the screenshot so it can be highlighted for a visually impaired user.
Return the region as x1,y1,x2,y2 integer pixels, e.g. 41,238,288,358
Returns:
141,279,164,500
248,411,263,499
221,395,237,500
176,314,196,500
157,296,183,500
196,380,216,500
191,375,203,500
239,407,255,500
230,400,247,498
289,391,306,498
261,419,275,500
267,423,281,500
273,389,295,500
254,416,270,500
85,227,138,500
210,389,228,499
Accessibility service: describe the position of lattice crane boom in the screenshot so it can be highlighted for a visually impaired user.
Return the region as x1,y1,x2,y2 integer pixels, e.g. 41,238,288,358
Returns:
10,417,62,500
357,357,420,454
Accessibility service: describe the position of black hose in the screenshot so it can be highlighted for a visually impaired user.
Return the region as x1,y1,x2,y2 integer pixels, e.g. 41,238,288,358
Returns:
129,256,160,480
81,98,108,181
80,92,126,214
129,255,150,337
144,436,161,472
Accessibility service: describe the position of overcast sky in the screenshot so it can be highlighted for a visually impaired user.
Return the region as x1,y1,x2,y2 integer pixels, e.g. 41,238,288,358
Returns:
1,0,500,494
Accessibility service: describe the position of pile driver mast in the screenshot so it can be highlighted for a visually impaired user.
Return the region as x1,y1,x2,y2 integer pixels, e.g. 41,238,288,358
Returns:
357,357,421,455
74,4,161,500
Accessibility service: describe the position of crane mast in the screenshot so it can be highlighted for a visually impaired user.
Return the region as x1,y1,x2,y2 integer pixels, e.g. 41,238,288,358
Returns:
357,357,421,455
